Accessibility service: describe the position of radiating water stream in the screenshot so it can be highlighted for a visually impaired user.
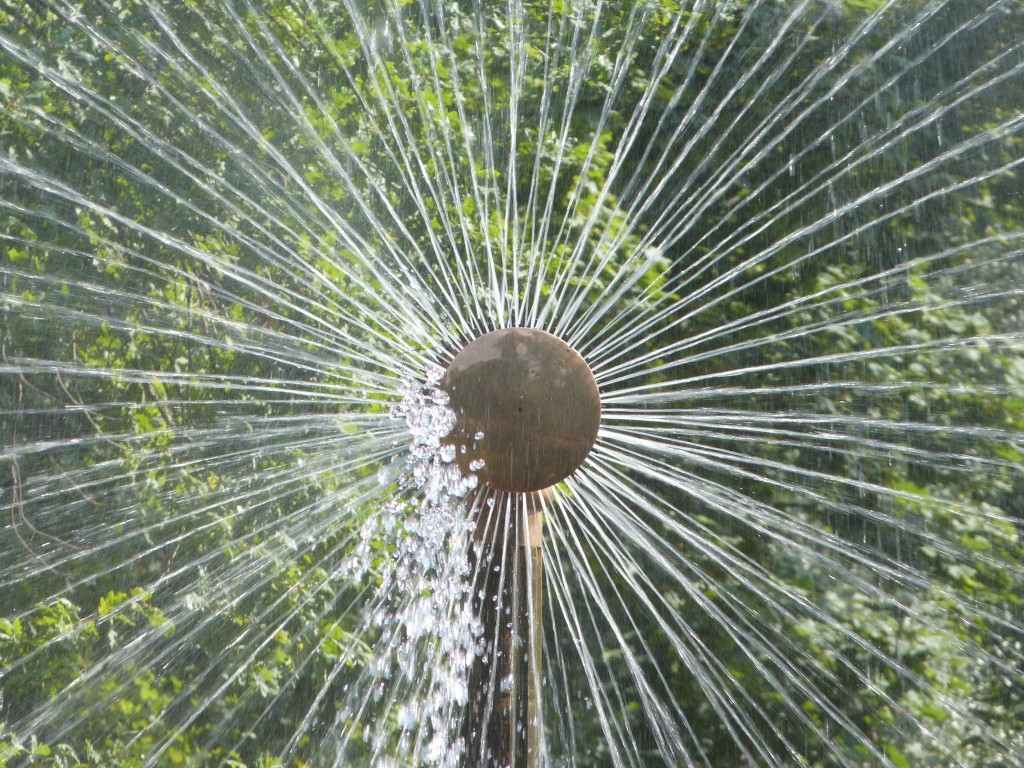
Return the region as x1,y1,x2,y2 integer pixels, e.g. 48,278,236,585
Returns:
2,0,1023,766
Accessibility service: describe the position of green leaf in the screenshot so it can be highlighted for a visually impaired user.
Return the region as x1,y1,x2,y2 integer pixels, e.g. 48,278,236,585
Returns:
884,743,910,768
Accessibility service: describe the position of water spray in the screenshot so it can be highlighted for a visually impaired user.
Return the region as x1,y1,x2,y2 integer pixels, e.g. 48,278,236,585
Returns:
443,329,600,768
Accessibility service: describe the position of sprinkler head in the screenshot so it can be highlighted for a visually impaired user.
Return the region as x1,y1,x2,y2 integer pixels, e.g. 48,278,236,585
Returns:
442,328,600,492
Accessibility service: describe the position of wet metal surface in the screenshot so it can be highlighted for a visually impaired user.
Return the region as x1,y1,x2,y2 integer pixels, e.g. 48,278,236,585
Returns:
442,328,601,492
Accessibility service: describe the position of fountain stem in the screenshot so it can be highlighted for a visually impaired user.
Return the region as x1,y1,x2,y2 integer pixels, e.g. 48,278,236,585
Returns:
463,493,545,768
519,499,544,768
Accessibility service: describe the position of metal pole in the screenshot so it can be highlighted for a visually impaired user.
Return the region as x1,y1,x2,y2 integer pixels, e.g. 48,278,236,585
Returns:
462,492,544,768
522,497,543,768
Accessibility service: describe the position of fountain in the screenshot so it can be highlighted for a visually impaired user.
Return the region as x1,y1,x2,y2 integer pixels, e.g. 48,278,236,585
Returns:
2,1,1024,767
443,327,599,767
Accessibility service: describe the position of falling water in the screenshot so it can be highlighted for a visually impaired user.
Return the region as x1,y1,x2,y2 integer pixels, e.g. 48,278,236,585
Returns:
2,1,1023,767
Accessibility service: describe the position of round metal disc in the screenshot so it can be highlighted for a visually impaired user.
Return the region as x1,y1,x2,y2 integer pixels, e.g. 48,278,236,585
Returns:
441,328,601,492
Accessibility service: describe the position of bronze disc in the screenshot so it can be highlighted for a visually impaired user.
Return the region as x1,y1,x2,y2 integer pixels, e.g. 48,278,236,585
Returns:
441,328,600,492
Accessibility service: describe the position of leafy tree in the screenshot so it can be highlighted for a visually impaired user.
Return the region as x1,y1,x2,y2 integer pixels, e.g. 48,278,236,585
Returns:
2,0,1023,767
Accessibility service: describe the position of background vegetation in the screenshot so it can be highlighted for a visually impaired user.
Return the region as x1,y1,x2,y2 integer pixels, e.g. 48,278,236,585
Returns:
2,0,1023,766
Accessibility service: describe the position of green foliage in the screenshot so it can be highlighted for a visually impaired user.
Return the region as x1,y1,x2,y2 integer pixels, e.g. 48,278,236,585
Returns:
2,0,1023,766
